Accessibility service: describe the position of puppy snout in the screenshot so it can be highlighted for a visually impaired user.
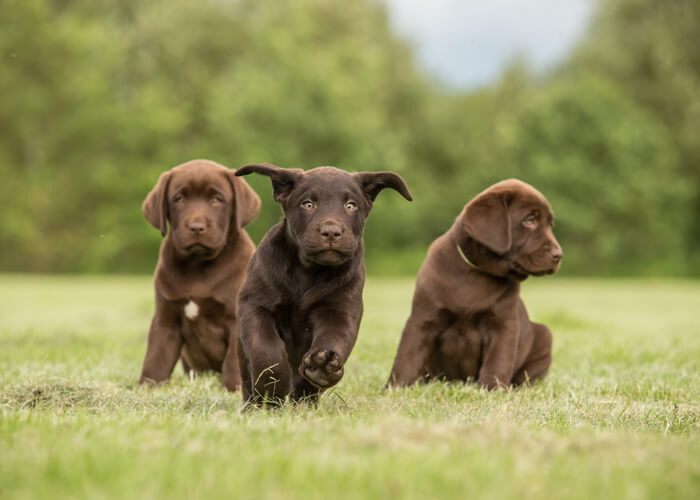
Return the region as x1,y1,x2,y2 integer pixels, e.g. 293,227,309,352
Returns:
188,219,207,235
550,246,563,263
319,223,344,242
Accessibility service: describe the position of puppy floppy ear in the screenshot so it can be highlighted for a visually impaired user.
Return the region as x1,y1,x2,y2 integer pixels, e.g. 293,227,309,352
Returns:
235,163,303,205
463,190,512,255
228,169,261,230
353,171,413,203
142,171,172,236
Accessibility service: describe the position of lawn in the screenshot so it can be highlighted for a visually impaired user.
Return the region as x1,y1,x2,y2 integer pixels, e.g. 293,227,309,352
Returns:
0,275,698,499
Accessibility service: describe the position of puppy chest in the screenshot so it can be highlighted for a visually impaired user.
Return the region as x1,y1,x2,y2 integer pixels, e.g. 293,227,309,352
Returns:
271,306,313,346
184,300,199,319
440,312,496,342
180,298,227,322
180,299,229,348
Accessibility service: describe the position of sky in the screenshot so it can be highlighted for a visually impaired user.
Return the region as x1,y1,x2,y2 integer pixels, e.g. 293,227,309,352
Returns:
382,0,596,89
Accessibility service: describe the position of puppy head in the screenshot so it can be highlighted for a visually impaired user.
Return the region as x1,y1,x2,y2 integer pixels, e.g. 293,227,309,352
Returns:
236,163,412,266
143,159,260,260
462,179,562,277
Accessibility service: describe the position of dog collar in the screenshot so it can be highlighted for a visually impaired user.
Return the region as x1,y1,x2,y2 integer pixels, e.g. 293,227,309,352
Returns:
455,242,477,269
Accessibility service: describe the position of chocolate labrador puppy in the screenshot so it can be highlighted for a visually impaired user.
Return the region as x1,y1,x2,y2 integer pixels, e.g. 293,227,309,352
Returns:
387,179,562,390
235,163,412,405
139,159,261,390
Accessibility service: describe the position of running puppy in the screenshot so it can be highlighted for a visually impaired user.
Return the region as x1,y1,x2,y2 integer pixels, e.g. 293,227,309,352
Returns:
235,163,412,405
387,179,562,389
139,159,260,390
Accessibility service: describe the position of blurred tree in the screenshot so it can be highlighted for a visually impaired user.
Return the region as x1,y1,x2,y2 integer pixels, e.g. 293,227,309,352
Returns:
565,0,700,272
0,0,698,275
395,0,699,276
504,75,687,275
0,0,429,272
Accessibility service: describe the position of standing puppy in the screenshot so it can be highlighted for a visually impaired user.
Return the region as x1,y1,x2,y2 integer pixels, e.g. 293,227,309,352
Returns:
235,163,412,405
387,179,562,390
139,159,261,391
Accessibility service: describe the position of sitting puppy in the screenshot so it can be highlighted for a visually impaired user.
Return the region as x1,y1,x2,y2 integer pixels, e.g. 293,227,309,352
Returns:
387,179,562,390
235,163,412,405
139,159,261,391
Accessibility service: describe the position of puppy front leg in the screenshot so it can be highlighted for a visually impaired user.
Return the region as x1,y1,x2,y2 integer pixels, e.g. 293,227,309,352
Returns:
478,316,520,390
238,302,292,405
512,322,552,386
140,309,183,385
386,308,449,387
299,307,360,391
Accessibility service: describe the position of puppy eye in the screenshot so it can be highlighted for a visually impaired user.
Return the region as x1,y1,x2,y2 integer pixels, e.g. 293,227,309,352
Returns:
173,195,186,203
301,200,315,210
523,215,537,227
211,195,224,204
345,201,358,211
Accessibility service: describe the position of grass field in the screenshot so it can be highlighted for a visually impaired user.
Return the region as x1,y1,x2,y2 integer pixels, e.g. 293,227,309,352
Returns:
0,275,698,499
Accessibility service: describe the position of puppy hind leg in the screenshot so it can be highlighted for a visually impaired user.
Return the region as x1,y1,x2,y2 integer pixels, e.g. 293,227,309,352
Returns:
512,322,552,386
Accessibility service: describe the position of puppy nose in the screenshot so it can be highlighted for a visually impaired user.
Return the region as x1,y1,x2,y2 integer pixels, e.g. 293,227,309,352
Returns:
320,223,343,242
188,220,207,235
551,247,563,263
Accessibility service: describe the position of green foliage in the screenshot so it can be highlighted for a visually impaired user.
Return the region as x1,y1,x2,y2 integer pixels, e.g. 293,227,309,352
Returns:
504,75,688,275
0,0,426,272
1,276,698,498
1,0,698,274
564,0,700,271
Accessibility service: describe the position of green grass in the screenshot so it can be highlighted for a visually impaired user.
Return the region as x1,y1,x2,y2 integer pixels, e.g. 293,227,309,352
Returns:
0,275,698,499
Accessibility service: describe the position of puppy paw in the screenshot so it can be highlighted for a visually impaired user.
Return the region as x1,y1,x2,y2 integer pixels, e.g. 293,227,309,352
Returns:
299,350,344,389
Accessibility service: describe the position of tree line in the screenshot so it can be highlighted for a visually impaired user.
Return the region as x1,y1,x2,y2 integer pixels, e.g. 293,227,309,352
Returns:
1,0,698,276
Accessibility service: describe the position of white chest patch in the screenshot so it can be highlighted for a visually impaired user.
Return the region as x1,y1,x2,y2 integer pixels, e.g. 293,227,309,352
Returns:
184,300,199,320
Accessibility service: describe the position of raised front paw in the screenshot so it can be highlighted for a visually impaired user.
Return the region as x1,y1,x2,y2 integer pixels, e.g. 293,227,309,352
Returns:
299,350,344,389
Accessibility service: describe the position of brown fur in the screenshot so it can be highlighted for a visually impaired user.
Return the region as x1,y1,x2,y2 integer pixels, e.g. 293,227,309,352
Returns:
387,179,562,389
235,163,412,406
139,159,261,391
